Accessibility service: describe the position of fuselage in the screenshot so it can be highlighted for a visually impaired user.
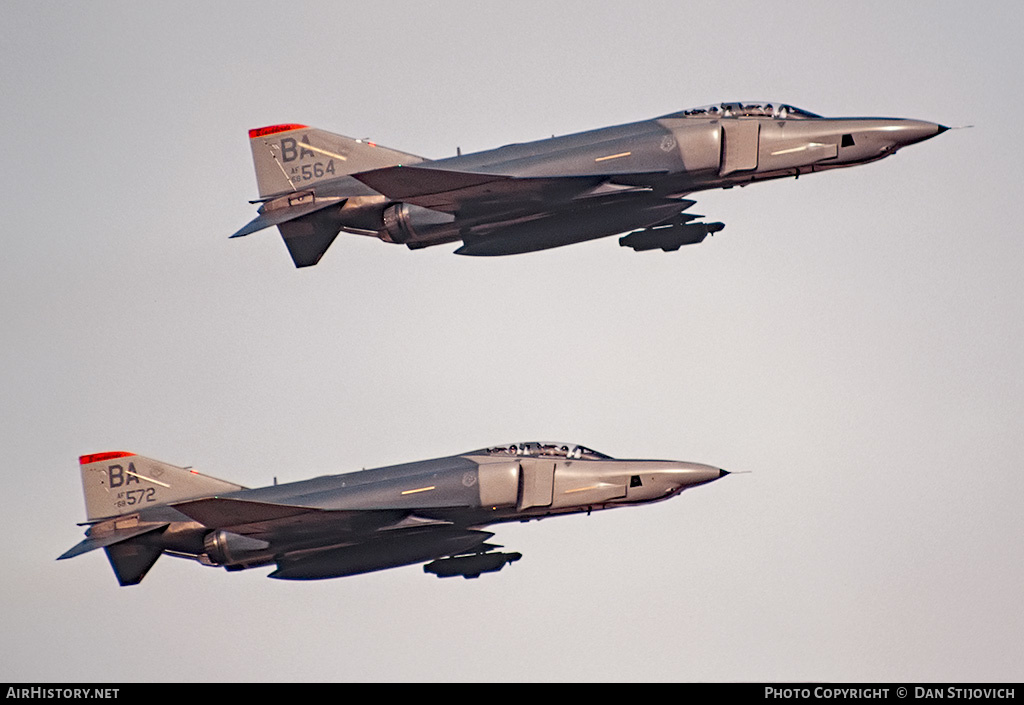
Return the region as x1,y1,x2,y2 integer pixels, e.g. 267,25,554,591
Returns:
236,102,947,263
432,101,945,185
113,441,726,575
331,102,946,253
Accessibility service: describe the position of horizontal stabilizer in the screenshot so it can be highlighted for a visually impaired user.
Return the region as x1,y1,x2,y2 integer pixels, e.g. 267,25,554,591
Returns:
229,197,345,239
58,522,169,560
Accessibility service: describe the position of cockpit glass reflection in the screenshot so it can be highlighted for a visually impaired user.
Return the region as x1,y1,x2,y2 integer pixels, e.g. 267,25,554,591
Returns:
480,442,612,460
668,102,822,119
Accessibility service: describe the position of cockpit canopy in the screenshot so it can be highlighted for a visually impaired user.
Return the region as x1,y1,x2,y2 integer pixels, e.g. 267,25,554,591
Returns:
667,102,821,119
476,442,612,460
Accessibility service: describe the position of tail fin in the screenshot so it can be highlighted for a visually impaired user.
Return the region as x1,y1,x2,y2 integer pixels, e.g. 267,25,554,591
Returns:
63,453,245,586
247,124,426,198
78,452,245,522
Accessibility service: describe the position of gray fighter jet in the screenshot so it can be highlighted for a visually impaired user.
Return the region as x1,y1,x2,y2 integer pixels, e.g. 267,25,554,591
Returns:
59,443,727,585
231,102,947,265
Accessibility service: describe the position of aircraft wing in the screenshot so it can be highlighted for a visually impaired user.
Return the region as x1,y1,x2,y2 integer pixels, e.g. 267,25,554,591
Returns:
352,165,663,214
170,496,447,545
171,495,518,580
171,497,318,528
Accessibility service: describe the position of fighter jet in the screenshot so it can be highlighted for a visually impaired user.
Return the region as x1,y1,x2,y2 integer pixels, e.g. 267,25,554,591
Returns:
59,442,728,585
231,102,947,265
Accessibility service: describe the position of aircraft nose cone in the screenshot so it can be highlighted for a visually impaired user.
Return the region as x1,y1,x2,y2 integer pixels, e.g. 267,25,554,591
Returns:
891,119,948,147
671,462,728,488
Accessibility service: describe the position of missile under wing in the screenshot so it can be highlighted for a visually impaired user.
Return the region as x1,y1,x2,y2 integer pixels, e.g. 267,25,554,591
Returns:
230,102,948,266
60,443,728,585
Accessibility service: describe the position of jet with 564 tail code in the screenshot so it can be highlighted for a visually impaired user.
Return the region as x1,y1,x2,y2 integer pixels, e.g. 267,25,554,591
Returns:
231,102,947,265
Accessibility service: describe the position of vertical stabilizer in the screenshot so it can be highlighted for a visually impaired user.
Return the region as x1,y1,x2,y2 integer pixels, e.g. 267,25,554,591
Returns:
248,124,426,198
78,452,245,522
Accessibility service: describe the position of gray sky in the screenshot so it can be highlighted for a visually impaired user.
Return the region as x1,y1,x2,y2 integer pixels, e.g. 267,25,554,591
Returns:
2,0,1021,683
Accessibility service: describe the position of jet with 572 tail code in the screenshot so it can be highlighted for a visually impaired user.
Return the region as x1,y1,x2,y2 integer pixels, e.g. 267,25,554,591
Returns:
60,442,729,585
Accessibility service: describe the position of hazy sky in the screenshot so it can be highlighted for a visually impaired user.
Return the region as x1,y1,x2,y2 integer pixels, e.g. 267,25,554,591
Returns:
2,1,1021,683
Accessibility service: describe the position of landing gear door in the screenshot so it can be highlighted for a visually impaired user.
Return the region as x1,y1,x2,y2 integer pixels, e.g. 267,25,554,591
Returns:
720,120,760,176
518,460,555,511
